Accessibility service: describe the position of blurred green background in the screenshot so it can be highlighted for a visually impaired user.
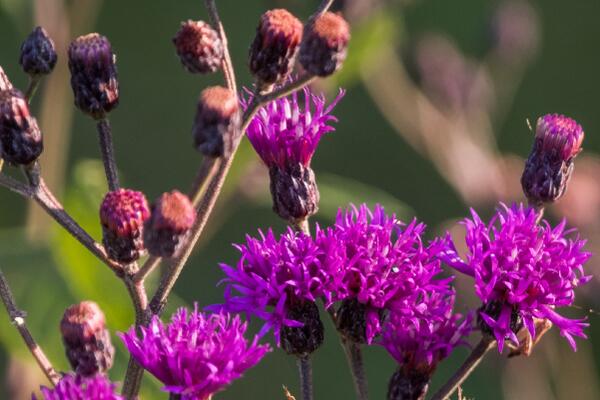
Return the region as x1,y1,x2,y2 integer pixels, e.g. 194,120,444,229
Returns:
1,0,599,399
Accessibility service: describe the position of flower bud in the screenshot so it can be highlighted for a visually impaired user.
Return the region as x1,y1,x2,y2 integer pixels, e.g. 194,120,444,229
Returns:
299,12,350,77
144,191,196,257
192,86,240,157
68,33,119,119
269,163,319,224
281,300,324,357
387,368,430,400
521,114,584,206
249,9,303,87
0,89,43,165
19,26,57,76
100,189,150,263
0,66,13,91
60,301,115,376
173,20,223,74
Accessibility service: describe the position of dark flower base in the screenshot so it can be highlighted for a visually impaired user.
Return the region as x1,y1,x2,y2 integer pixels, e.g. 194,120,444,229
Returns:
478,301,523,338
387,368,430,400
102,227,144,263
336,298,368,344
269,163,319,224
281,300,324,357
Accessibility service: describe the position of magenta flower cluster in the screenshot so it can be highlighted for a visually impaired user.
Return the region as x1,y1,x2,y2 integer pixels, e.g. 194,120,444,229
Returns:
119,307,270,400
442,203,591,352
242,85,345,168
36,373,122,400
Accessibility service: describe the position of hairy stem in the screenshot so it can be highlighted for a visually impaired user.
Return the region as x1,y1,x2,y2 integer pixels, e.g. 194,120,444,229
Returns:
343,340,369,400
298,356,314,400
204,0,237,94
96,118,120,191
25,75,41,103
0,267,61,386
429,337,496,400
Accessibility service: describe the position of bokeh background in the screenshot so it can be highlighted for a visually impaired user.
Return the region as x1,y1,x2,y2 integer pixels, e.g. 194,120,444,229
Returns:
1,0,600,398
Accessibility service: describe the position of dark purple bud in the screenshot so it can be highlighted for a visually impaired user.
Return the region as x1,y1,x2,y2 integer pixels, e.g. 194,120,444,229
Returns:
68,33,119,119
19,26,57,76
192,86,240,158
144,190,196,258
60,301,115,376
0,66,14,91
269,163,319,224
281,300,324,357
0,89,43,165
249,9,303,87
490,0,540,65
521,114,584,206
299,12,350,77
387,368,431,400
173,20,223,74
100,189,150,263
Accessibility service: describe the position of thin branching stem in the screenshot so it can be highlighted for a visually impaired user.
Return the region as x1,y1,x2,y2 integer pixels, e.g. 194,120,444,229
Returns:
96,117,120,191
297,356,314,400
25,75,41,103
204,0,237,93
343,340,369,400
0,267,61,386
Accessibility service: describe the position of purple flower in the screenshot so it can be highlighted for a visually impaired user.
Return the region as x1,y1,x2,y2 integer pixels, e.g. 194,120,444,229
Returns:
331,204,451,343
534,114,584,161
119,308,270,400
442,203,592,352
36,373,122,400
381,290,471,372
212,228,340,342
241,85,344,168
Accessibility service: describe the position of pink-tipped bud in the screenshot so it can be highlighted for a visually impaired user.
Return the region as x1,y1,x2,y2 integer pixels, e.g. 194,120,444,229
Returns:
299,12,350,77
68,33,119,119
19,26,57,76
521,114,584,205
173,20,223,74
249,9,303,87
144,191,196,257
60,301,115,376
0,89,43,166
0,66,12,91
192,86,240,158
100,189,150,263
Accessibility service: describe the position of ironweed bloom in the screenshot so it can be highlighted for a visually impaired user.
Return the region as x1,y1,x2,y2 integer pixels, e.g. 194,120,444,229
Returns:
382,291,471,400
0,89,43,166
331,204,451,344
242,85,344,223
36,373,122,400
521,114,584,205
442,203,591,352
19,26,57,76
173,20,223,74
120,308,269,400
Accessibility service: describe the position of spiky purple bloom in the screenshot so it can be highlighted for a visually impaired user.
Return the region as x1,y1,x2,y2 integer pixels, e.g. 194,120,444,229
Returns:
212,227,341,343
119,308,269,400
242,86,344,169
442,203,591,352
36,373,122,400
331,204,451,344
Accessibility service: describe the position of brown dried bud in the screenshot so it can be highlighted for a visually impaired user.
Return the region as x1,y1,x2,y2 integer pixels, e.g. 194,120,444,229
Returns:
100,189,150,263
0,66,13,91
387,368,431,400
68,33,119,119
192,86,240,157
0,89,43,165
173,20,223,74
269,163,319,224
299,12,350,77
144,191,196,257
249,9,303,87
60,301,115,376
19,26,57,76
281,300,324,357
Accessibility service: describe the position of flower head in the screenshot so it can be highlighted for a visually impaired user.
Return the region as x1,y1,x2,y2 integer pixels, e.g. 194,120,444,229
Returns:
19,26,57,76
36,373,122,400
331,204,451,344
120,308,269,400
242,86,344,169
442,203,591,352
212,227,340,342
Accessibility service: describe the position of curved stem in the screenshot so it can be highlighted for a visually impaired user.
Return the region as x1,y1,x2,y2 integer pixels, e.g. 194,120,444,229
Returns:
96,118,120,191
429,337,495,400
0,268,61,386
343,340,369,400
25,75,41,103
204,0,236,94
298,356,314,400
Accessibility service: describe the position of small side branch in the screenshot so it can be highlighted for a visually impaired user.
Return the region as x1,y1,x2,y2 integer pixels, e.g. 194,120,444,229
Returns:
96,118,120,191
343,341,369,400
0,267,61,386
204,0,237,93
